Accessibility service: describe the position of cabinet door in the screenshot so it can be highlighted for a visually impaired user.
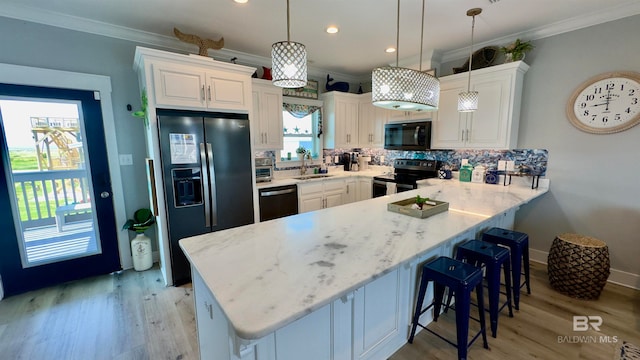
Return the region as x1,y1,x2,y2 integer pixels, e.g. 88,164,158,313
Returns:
274,304,332,360
357,178,372,201
253,83,284,150
298,182,324,213
335,98,359,148
352,267,409,360
324,179,345,209
152,63,207,109
466,74,511,149
344,178,357,204
206,70,250,111
192,270,232,360
358,101,375,146
431,82,467,149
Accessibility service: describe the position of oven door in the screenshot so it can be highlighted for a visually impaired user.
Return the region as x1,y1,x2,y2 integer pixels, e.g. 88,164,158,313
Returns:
396,183,415,193
372,180,415,197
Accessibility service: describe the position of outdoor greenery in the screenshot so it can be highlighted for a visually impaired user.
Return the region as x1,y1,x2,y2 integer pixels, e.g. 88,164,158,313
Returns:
9,148,88,222
9,149,39,171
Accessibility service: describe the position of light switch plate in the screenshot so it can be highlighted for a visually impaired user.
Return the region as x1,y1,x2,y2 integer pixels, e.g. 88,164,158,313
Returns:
506,161,515,171
119,154,133,166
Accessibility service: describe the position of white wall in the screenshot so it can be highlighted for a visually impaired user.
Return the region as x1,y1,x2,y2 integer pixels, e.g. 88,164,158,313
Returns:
443,15,640,286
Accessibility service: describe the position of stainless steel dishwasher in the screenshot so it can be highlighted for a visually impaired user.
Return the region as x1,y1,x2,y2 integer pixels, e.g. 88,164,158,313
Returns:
258,184,298,221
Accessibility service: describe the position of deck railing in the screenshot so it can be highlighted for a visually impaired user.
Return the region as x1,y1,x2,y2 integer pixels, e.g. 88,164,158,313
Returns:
12,169,91,229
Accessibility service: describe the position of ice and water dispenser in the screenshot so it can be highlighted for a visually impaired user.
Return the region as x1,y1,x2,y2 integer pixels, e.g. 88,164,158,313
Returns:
172,168,203,207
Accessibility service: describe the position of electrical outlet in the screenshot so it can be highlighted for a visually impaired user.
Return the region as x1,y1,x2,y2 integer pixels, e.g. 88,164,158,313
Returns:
119,154,133,166
506,161,515,171
498,160,507,171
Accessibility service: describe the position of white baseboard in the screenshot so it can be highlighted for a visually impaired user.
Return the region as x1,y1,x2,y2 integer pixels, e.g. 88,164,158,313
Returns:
529,248,640,290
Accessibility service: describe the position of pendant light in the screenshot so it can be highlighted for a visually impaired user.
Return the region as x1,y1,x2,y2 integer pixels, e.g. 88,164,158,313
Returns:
271,0,307,88
458,8,482,112
372,0,439,112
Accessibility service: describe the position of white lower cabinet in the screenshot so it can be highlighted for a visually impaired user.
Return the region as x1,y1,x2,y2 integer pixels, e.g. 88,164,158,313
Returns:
273,304,332,360
352,266,411,360
298,179,346,213
345,178,357,204
357,178,372,201
193,270,232,360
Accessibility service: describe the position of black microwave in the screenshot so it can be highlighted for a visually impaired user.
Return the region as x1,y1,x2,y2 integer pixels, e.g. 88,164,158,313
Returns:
384,121,431,150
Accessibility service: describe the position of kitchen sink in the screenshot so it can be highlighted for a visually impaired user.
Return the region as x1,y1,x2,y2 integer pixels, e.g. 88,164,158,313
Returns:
292,174,335,180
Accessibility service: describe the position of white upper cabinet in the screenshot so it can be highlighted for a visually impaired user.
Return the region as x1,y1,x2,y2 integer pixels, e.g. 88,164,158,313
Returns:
431,61,529,149
134,47,254,113
323,91,392,149
358,94,387,148
252,79,283,150
322,91,360,149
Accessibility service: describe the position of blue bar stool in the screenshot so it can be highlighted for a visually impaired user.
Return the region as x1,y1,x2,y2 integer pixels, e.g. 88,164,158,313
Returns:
409,256,488,360
482,227,531,310
449,240,514,338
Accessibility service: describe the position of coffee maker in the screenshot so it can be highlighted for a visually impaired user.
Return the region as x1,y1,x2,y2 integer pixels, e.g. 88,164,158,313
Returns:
342,152,359,171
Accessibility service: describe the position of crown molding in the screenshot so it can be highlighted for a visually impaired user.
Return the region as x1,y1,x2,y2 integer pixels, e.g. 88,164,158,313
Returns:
441,0,640,63
2,1,638,84
0,3,361,84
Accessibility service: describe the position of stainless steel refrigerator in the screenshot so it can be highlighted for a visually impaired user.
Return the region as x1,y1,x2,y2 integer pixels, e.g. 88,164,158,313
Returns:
157,109,254,285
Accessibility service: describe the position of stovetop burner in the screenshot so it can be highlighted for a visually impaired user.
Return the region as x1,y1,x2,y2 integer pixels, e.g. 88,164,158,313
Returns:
374,159,440,185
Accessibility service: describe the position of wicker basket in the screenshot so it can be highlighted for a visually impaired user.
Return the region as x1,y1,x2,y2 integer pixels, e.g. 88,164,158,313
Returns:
547,233,610,300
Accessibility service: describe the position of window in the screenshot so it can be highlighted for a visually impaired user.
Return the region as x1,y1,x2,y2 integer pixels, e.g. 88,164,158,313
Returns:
277,99,323,163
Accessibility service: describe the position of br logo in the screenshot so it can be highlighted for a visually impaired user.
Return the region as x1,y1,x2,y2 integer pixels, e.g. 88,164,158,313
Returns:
573,316,602,331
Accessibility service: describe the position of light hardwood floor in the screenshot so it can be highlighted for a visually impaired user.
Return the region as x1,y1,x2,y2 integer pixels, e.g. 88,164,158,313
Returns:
0,262,638,360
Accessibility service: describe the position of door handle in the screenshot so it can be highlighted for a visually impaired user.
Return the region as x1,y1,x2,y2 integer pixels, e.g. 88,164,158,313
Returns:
414,126,420,145
207,143,218,227
207,85,212,101
201,85,205,101
100,191,110,199
200,143,211,228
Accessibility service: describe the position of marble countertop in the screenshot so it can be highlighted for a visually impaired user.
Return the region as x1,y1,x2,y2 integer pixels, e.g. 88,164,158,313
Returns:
180,180,548,340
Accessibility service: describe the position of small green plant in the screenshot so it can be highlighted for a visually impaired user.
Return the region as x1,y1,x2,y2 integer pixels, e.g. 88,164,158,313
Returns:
131,89,149,128
500,38,534,61
122,208,155,234
415,195,429,210
295,146,307,154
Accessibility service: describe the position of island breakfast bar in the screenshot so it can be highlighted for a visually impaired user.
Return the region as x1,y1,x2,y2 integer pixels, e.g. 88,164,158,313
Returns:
179,179,548,360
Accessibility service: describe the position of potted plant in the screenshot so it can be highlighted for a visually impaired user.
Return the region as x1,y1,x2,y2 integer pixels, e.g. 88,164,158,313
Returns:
295,146,307,161
500,38,534,62
123,208,155,271
415,195,429,210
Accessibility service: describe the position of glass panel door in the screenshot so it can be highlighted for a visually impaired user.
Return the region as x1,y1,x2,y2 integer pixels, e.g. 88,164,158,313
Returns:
1,99,100,266
0,83,120,297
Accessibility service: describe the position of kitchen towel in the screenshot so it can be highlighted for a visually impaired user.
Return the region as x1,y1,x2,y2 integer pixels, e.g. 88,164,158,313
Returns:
386,182,397,195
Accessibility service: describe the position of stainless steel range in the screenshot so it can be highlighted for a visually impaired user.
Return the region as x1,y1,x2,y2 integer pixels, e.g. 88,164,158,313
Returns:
372,159,440,198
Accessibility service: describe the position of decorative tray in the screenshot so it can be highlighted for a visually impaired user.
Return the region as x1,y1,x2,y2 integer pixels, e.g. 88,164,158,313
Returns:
387,198,449,219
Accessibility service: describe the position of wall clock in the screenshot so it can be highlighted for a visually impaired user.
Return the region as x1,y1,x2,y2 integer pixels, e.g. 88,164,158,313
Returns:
566,71,640,134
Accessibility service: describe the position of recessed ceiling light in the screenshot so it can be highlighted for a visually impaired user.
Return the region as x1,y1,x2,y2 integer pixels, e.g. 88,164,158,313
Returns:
385,47,396,53
234,0,248,3
326,26,339,34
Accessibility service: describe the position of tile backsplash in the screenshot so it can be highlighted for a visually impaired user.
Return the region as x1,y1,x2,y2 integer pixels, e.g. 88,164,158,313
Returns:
256,148,548,176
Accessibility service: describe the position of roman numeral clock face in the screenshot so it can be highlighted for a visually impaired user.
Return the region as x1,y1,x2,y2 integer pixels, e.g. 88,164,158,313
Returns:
567,71,640,134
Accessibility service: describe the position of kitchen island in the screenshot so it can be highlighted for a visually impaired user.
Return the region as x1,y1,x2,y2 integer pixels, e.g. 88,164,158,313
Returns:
180,179,548,360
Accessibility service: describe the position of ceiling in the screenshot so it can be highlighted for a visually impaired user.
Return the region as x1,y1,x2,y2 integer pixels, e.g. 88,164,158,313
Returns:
1,0,639,81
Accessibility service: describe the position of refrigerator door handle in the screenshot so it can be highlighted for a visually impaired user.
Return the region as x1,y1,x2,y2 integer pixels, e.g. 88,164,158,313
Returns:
200,143,211,228
206,143,218,227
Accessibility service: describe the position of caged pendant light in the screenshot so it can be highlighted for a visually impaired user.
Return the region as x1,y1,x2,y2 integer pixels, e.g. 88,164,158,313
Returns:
372,0,439,112
458,8,482,112
271,0,307,88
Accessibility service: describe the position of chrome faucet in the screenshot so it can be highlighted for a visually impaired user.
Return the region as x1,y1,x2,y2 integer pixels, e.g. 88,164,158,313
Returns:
300,151,308,175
